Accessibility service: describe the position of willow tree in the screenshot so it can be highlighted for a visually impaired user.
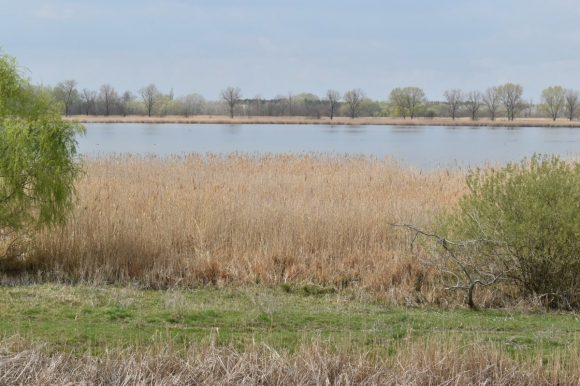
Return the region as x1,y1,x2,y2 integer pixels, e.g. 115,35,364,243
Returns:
0,51,85,260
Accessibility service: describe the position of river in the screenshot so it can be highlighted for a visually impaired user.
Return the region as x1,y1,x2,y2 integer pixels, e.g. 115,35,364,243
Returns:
77,123,580,169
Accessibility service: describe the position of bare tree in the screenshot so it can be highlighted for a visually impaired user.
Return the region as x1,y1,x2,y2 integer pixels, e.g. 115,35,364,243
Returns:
540,86,565,121
251,94,264,116
343,89,366,119
325,90,341,120
393,223,512,310
465,91,482,121
98,84,118,116
564,89,580,121
482,87,501,121
118,91,136,117
81,88,96,116
139,84,162,117
180,93,206,117
525,98,534,118
443,89,464,120
54,79,79,116
389,87,426,119
220,87,242,118
498,83,523,121
287,92,295,116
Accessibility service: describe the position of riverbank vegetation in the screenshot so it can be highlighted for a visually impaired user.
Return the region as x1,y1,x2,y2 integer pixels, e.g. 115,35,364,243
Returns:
17,154,464,302
2,283,580,384
65,114,580,127
47,77,580,122
3,154,580,382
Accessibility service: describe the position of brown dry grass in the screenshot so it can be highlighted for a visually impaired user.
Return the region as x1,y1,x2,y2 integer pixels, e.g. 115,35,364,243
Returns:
1,335,578,385
65,114,580,127
27,153,469,304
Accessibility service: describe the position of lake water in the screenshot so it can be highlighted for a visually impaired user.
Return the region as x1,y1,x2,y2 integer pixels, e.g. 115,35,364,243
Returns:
78,123,580,169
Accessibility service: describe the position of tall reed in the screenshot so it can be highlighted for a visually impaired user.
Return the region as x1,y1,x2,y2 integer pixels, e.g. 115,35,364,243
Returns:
29,153,467,302
66,114,580,127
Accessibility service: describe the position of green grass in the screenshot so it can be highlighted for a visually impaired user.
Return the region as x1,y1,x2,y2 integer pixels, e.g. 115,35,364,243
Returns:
2,283,580,360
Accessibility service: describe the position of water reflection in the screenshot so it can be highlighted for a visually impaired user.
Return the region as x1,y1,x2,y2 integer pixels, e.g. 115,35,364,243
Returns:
223,124,241,135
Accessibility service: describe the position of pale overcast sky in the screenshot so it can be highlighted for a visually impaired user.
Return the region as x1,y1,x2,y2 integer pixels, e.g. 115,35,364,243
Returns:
1,0,579,101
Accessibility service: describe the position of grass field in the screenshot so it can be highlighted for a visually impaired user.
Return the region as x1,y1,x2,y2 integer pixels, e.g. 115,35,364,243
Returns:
2,284,580,384
65,114,580,127
2,153,580,383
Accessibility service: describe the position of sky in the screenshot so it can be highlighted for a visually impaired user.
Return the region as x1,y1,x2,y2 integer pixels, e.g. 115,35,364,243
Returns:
1,0,580,101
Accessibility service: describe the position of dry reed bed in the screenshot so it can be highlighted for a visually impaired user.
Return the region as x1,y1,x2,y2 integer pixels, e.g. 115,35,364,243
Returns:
66,115,580,127
31,153,465,302
0,336,575,385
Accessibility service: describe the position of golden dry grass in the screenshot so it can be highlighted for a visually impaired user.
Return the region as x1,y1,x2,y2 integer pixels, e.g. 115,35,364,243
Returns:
28,153,468,304
1,335,578,385
65,114,580,127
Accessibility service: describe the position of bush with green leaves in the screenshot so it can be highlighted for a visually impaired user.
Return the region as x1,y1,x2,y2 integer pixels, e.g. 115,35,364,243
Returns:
440,154,580,307
0,51,85,260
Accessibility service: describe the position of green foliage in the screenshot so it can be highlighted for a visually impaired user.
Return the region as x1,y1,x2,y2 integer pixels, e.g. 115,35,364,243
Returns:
445,154,580,302
540,86,566,121
425,107,438,118
497,83,523,121
2,284,580,358
388,87,426,119
0,51,85,254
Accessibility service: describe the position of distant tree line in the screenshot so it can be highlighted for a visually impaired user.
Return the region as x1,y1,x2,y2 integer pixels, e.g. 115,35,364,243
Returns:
44,80,580,121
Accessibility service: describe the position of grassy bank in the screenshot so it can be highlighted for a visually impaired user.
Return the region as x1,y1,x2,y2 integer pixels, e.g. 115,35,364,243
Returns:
2,283,580,384
4,153,580,383
65,114,580,127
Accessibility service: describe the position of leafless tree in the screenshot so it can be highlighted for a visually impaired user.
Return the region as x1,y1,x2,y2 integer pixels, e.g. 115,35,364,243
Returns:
443,89,463,120
251,94,264,116
81,88,97,116
343,88,366,119
286,92,295,116
98,84,118,116
180,93,206,117
118,91,136,117
393,223,514,310
465,91,482,121
540,86,565,121
139,84,162,117
54,79,79,116
482,86,501,121
564,89,580,121
498,83,523,121
220,87,242,118
525,98,534,118
325,90,341,120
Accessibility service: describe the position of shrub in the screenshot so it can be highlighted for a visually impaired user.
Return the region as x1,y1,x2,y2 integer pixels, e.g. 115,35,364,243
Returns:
443,154,580,307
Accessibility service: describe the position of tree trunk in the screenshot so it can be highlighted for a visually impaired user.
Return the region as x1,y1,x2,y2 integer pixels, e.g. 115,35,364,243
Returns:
467,283,477,310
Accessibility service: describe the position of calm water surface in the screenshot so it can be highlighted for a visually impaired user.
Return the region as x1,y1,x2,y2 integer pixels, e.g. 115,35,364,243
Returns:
78,123,580,169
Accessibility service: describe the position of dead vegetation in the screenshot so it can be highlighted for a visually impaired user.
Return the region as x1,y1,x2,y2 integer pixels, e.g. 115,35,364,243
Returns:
0,335,577,385
20,153,470,305
65,114,580,127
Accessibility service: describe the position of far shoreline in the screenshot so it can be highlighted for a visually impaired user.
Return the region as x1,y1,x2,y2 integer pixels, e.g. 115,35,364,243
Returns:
64,115,580,128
